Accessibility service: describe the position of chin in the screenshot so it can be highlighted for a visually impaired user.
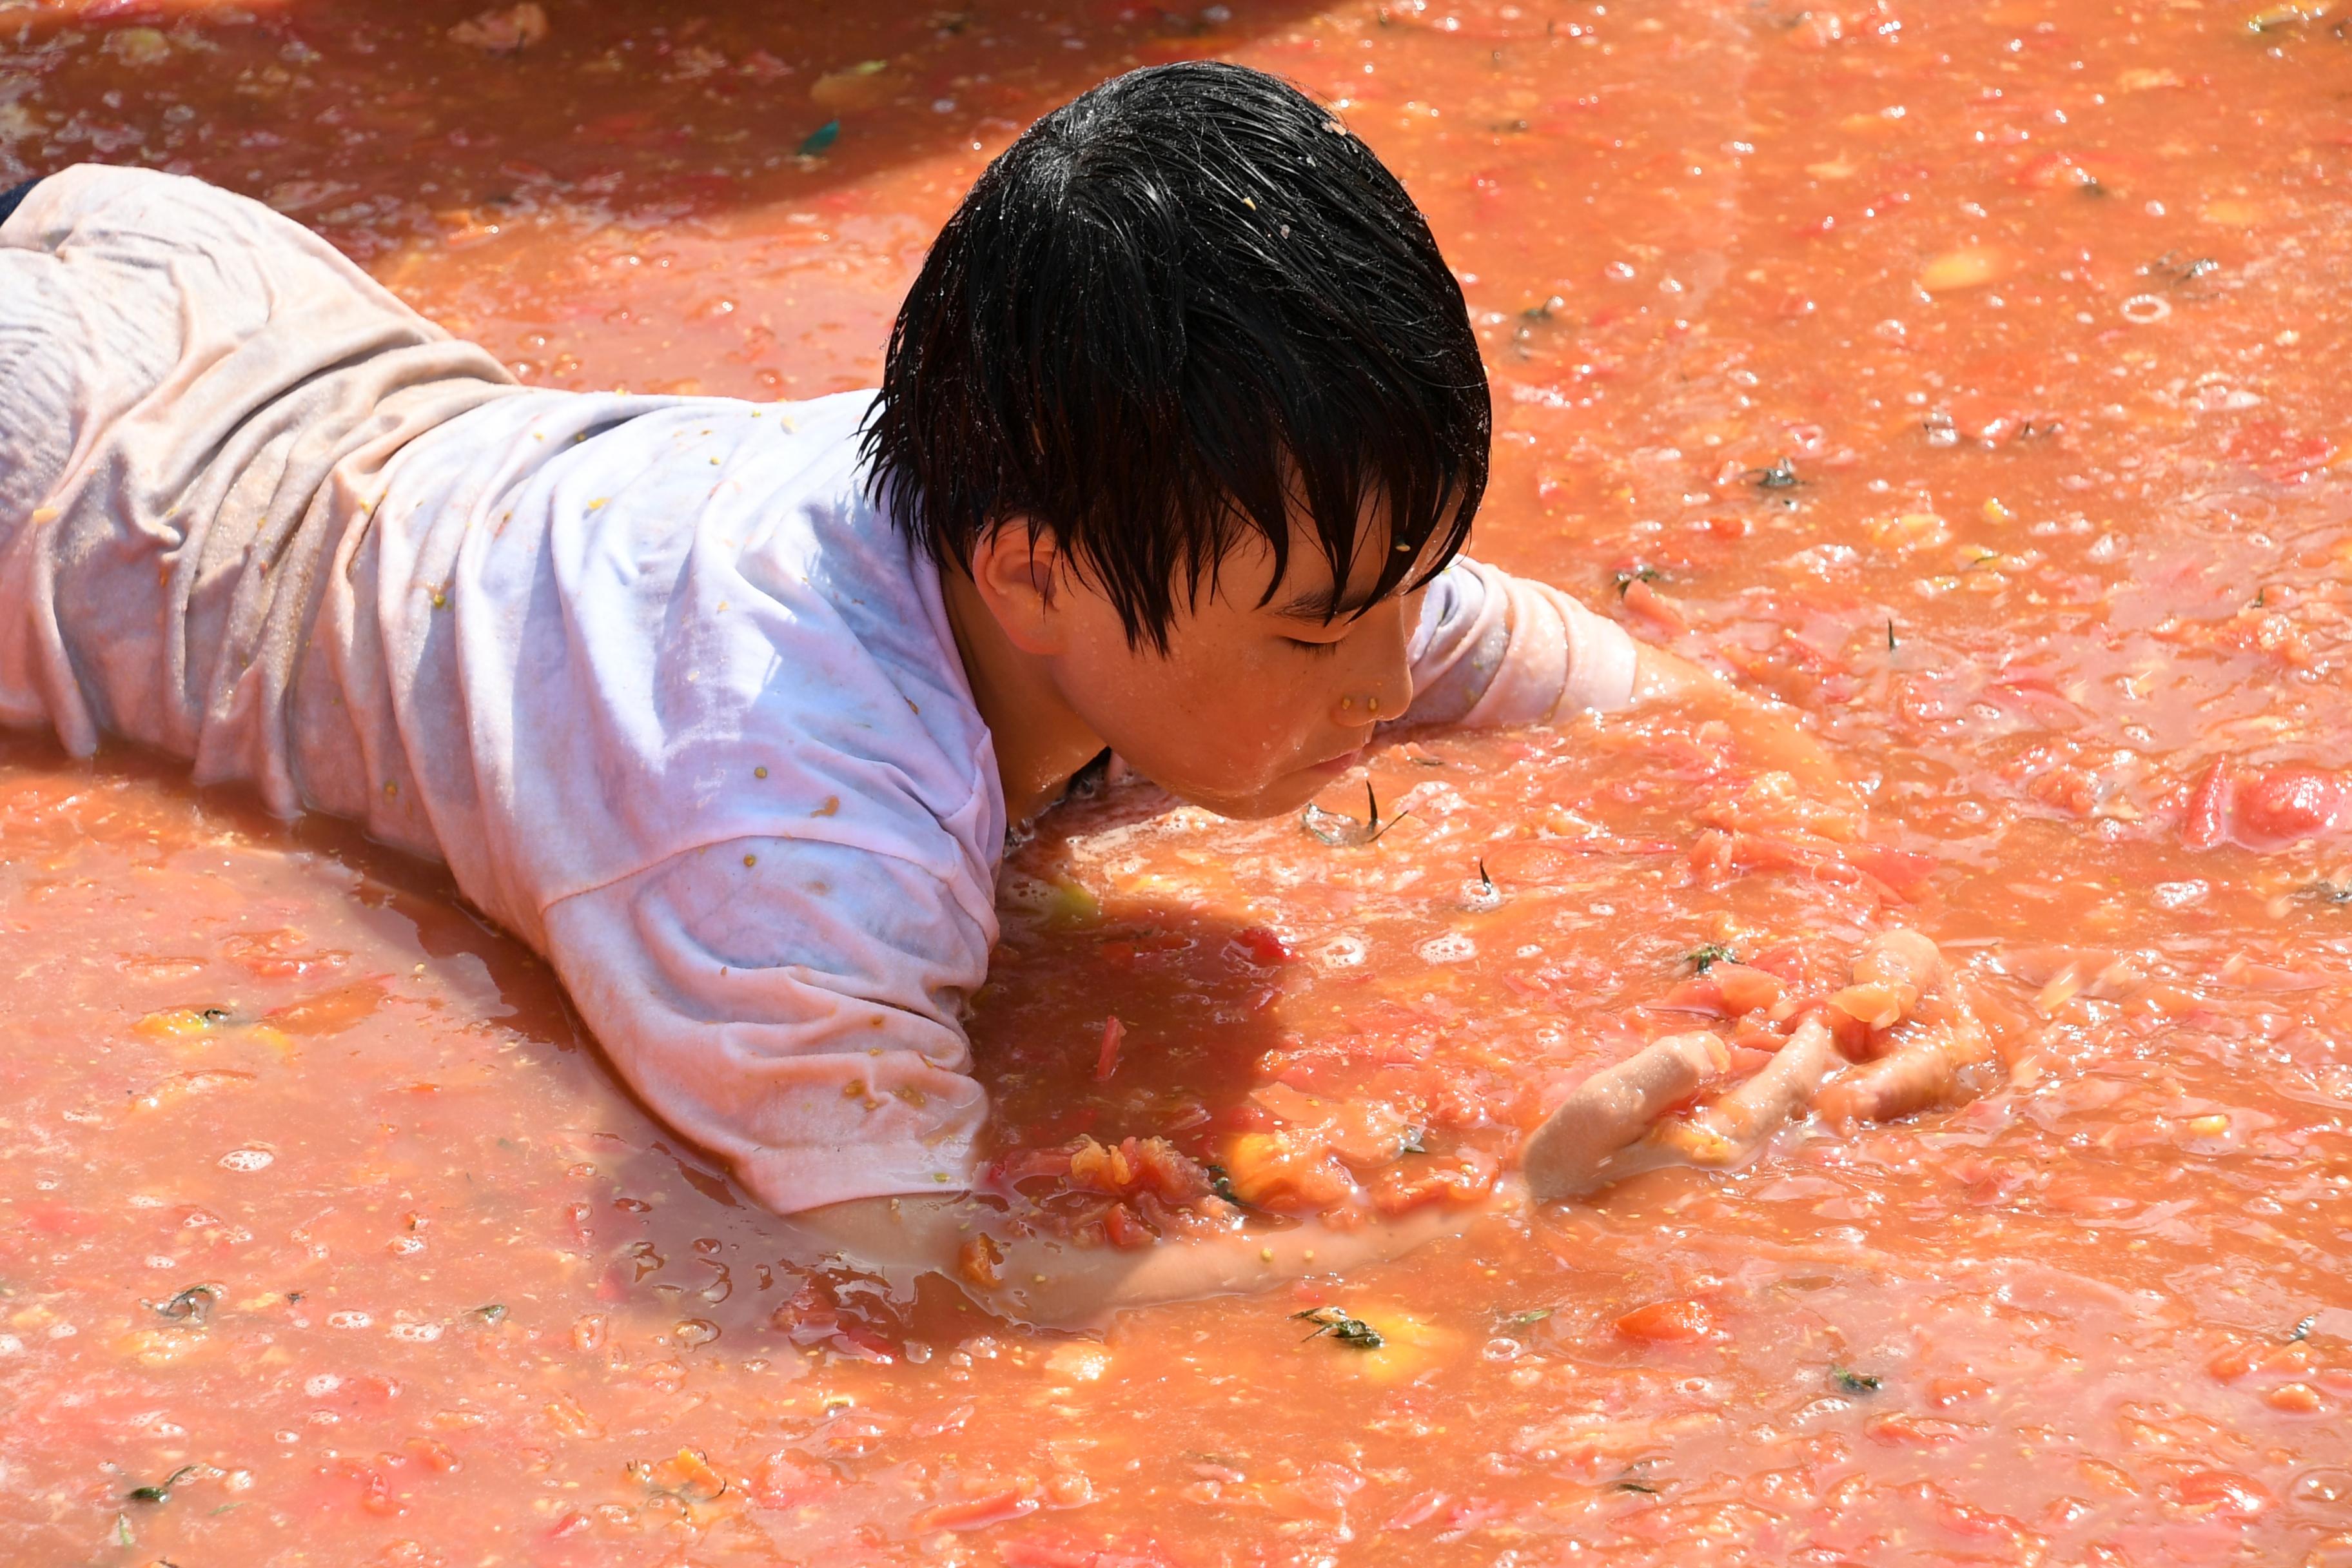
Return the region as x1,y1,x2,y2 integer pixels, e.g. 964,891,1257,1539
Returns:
1204,774,1332,821
1157,774,1315,822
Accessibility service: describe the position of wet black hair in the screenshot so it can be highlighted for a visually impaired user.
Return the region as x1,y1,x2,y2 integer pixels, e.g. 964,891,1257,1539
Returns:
861,59,1490,651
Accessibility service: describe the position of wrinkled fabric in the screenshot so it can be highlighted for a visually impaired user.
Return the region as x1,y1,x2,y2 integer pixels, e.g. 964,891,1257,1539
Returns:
1406,555,1640,727
0,162,1642,1214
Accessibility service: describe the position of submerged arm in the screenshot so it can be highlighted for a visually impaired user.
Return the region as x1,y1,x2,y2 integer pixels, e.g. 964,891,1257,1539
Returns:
1631,640,1849,790
790,1191,1487,1326
1402,557,1847,794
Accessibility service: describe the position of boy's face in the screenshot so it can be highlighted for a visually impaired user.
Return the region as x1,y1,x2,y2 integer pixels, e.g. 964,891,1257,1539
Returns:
1041,525,1429,820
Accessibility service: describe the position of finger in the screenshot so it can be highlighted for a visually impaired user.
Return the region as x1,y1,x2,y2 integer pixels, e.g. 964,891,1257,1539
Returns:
1524,1032,1729,1199
1814,1033,1955,1128
1853,928,1945,995
1816,994,1994,1129
1830,927,1947,1032
1652,1014,1838,1167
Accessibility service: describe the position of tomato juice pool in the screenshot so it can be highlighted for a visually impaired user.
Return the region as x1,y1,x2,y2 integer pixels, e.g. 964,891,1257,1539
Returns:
3,0,2349,1563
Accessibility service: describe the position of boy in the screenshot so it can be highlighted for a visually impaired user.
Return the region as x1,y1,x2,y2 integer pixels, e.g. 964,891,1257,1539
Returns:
0,63,1810,1317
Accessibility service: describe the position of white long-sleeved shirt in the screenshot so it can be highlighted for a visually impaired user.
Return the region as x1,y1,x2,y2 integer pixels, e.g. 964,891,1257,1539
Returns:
0,164,1639,1211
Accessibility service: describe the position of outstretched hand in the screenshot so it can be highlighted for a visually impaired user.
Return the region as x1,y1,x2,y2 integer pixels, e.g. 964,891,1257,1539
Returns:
1520,928,1992,1202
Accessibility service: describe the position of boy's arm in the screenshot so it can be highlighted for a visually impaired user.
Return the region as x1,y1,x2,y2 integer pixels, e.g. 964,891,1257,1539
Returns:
789,1190,1488,1325
1629,638,1848,786
1405,557,1842,789
543,837,1490,1324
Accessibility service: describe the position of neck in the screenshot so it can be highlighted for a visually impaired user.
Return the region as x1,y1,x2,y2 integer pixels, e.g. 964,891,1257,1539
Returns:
939,568,1106,827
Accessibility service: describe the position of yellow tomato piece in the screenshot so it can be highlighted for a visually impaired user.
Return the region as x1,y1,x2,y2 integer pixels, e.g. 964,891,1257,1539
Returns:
1216,1131,1352,1209
1324,1304,1455,1386
544,1395,603,1439
133,1006,224,1041
244,1024,297,1057
1866,512,1950,552
1917,245,2012,293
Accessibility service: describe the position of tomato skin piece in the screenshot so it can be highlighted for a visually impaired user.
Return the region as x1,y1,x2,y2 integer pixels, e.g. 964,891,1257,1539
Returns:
2183,762,2235,850
1367,1147,1498,1216
2171,1469,2271,1520
1849,845,1937,900
1928,1375,1990,1408
2185,762,2352,850
1093,1015,1123,1082
317,1457,400,1517
916,1486,1040,1533
2233,767,2352,844
1710,962,1784,1017
1614,1299,1718,1343
1620,578,1685,634
1863,1411,1975,1449
1656,983,1730,1020
404,1436,460,1473
1230,925,1293,966
1660,977,1728,1015
264,978,389,1035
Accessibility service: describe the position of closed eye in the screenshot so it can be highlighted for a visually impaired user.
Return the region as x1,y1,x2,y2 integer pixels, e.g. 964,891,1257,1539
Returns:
1284,636,1344,658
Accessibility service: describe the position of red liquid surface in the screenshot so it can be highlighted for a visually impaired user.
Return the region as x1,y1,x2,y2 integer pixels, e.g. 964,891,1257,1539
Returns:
3,0,2350,1563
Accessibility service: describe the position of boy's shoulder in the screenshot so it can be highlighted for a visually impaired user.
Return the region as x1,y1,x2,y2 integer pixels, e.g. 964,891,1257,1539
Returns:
373,384,1002,924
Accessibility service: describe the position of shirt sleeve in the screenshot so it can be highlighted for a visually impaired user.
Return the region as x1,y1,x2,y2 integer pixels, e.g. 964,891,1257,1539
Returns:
1403,556,1642,727
541,832,993,1215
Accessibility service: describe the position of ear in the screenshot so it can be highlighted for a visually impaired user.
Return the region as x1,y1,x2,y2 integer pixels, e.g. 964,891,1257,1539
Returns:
965,519,1069,656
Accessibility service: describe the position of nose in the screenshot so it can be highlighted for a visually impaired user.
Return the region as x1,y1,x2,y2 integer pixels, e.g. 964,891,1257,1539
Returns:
1330,609,1415,728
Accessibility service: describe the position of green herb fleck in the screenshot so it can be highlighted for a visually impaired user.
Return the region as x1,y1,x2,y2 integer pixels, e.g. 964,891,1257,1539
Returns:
472,1304,508,1324
1507,1308,1554,1328
1886,618,1897,652
1398,1128,1428,1156
798,119,841,157
1752,456,1800,490
1611,1480,1660,1494
128,1465,200,1504
1205,1164,1242,1206
1832,1366,1883,1394
2306,881,2352,906
1686,943,1738,974
2288,1313,2318,1343
1612,566,1663,596
1295,1306,1384,1349
115,1514,133,1547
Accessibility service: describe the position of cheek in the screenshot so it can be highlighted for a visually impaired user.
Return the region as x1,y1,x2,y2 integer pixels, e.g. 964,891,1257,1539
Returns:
1121,652,1327,786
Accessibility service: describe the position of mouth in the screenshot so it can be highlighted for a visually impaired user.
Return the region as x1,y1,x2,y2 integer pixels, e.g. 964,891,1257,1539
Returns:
1302,745,1366,779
